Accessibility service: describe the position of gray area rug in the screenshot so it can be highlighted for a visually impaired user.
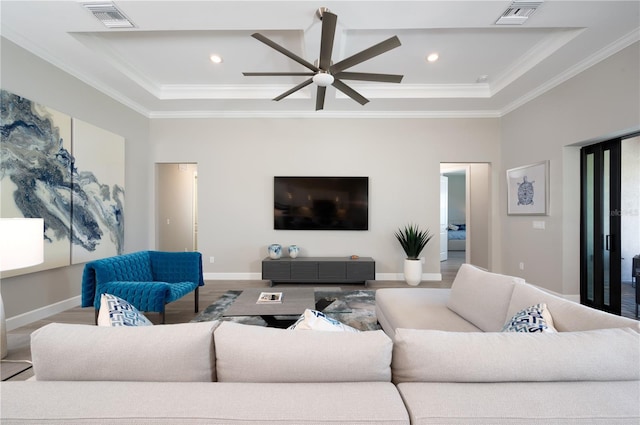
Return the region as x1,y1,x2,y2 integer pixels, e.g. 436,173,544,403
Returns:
191,289,381,331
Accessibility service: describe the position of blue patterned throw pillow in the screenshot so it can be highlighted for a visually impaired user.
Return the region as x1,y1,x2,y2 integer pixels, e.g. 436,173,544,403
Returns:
502,303,556,333
288,309,360,332
97,293,153,327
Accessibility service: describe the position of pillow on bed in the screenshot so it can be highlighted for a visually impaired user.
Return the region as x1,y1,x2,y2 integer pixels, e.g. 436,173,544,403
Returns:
448,224,459,231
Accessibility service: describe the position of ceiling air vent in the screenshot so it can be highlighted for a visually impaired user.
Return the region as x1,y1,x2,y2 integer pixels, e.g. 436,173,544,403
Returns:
495,0,543,25
83,2,135,28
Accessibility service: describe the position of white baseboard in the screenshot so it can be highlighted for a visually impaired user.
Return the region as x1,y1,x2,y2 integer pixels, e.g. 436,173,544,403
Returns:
204,272,443,282
376,273,442,282
203,273,262,281
6,296,82,331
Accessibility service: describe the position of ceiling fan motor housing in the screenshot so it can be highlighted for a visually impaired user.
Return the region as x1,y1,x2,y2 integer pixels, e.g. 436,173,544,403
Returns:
313,72,334,87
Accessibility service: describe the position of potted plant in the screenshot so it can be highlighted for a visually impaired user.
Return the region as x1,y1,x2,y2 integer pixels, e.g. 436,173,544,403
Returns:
395,224,433,286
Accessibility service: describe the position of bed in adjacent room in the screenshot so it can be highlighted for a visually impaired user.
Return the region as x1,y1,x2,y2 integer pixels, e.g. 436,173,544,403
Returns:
447,224,466,251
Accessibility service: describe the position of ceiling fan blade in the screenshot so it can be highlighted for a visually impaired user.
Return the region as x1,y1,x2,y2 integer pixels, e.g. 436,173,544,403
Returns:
243,72,316,77
251,33,318,72
273,78,313,101
330,36,401,73
332,79,369,105
318,11,337,71
334,72,403,83
315,86,326,111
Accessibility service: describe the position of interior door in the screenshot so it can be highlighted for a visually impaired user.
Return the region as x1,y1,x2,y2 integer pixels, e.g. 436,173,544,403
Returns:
580,139,621,314
440,175,448,262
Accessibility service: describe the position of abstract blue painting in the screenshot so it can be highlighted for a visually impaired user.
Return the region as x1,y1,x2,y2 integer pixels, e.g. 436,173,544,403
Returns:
0,89,125,275
71,118,124,264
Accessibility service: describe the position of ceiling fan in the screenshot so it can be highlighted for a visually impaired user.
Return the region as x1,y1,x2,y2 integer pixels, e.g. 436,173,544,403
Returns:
243,8,403,111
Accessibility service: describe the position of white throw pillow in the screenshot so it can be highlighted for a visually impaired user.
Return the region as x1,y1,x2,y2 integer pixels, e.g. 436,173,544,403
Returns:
97,293,153,327
288,309,360,332
502,303,557,333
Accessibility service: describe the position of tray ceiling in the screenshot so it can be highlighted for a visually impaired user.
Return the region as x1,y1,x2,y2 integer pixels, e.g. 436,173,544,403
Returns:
1,1,638,118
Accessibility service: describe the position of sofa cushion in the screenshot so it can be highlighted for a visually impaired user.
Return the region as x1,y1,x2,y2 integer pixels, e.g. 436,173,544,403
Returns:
1,381,410,425
31,321,218,382
392,328,640,383
288,309,360,332
446,264,524,331
214,321,392,382
507,282,640,332
97,293,153,327
397,381,640,425
376,288,481,337
501,303,557,333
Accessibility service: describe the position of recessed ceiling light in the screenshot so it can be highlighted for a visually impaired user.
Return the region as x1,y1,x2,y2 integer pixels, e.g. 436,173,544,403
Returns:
210,55,223,64
426,53,439,63
476,75,489,83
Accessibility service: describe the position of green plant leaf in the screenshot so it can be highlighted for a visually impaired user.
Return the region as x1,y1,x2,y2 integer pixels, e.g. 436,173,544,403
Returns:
395,223,434,260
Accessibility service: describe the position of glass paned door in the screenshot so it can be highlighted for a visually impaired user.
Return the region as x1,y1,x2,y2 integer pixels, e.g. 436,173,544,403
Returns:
580,139,621,314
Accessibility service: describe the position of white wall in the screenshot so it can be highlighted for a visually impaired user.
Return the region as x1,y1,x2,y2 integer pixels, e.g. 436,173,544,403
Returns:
149,118,502,280
500,42,640,296
0,38,151,324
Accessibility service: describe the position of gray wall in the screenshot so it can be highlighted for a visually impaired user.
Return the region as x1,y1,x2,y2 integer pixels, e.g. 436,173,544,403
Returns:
148,118,502,279
1,38,151,322
500,42,640,296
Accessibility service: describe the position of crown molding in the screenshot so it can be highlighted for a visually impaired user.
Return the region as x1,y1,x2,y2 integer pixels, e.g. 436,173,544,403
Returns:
148,109,502,119
502,29,640,115
1,30,151,117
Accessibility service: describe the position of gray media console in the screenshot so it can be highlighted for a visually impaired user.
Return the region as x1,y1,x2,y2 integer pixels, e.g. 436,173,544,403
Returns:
262,257,375,285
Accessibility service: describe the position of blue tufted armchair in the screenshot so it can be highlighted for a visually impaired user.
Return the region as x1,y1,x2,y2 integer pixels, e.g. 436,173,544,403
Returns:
81,251,204,324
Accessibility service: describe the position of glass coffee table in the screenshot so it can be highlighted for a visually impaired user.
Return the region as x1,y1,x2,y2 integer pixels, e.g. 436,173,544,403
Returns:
222,287,316,328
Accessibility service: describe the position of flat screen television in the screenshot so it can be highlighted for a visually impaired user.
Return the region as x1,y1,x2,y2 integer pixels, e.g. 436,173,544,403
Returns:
274,176,368,230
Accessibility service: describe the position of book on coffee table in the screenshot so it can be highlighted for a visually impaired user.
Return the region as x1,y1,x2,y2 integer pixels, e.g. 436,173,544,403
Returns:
257,292,283,304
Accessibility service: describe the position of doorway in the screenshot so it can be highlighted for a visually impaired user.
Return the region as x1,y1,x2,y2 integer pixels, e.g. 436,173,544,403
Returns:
440,163,491,271
155,163,198,252
580,134,639,318
580,139,621,314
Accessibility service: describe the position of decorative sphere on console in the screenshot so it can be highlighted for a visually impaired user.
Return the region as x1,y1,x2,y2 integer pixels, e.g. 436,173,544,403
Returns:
288,245,300,258
268,244,282,259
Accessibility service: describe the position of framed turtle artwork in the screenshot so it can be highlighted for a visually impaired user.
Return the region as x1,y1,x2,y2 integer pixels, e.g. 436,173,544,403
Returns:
506,161,549,215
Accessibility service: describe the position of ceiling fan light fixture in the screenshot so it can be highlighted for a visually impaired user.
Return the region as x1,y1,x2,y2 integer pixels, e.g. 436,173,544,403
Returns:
313,72,334,87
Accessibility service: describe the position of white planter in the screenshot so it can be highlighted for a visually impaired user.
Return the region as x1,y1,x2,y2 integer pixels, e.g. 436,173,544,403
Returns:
404,259,422,286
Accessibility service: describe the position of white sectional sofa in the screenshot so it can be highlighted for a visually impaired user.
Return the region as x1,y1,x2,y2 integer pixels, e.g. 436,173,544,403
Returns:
1,320,409,425
2,263,639,424
376,263,640,424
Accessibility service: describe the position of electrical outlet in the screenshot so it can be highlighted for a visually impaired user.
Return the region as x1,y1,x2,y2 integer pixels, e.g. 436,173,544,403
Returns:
209,256,215,263
519,262,525,270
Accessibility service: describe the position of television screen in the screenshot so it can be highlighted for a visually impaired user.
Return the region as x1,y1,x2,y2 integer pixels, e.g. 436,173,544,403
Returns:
274,177,368,230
